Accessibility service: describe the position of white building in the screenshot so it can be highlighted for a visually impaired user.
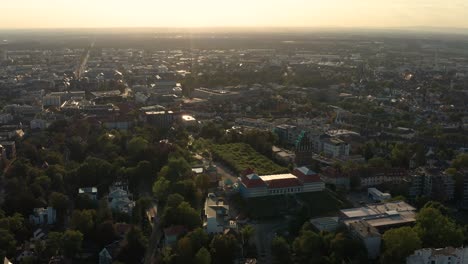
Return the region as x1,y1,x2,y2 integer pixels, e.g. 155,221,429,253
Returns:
349,220,381,259
407,247,468,264
0,114,13,124
368,188,391,202
321,137,350,158
29,207,56,225
42,95,62,107
30,119,50,130
79,187,98,201
203,193,229,234
108,188,135,215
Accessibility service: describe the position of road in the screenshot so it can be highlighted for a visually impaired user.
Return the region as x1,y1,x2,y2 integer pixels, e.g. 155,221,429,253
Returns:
253,219,288,264
214,161,239,184
143,203,162,264
75,41,94,79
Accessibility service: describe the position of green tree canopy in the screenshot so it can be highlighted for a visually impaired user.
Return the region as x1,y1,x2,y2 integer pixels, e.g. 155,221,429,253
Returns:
382,227,421,264
414,207,464,248
271,236,292,264
195,247,211,264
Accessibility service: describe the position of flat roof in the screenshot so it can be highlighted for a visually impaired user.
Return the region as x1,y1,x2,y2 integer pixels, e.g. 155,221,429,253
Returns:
259,174,297,181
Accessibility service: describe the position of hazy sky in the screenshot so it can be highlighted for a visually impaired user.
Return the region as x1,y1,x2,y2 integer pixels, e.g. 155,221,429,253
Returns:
2,0,468,29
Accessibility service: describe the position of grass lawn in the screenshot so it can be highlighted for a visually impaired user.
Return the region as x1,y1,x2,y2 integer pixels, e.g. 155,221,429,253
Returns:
211,143,287,175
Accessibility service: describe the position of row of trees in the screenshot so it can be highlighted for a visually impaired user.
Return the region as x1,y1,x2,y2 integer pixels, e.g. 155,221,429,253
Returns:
271,223,367,264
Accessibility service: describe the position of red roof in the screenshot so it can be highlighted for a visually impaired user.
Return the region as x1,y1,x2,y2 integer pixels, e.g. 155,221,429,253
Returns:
293,168,321,183
241,174,266,188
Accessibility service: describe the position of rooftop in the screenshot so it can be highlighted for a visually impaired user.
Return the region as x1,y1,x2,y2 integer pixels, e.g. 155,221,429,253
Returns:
349,220,380,238
259,173,297,181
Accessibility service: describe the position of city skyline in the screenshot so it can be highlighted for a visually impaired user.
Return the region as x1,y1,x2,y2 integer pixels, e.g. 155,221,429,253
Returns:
2,0,468,29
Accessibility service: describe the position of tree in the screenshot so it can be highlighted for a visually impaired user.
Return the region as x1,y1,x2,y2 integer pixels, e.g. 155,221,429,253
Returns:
271,236,292,264
167,193,185,208
452,153,468,169
96,221,117,247
163,202,201,230
195,247,211,264
195,174,210,193
128,137,149,158
382,227,421,263
49,192,69,211
118,226,148,263
414,207,464,248
210,234,238,264
0,229,16,260
187,228,209,253
241,225,255,245
62,230,83,257
158,157,192,181
176,237,193,264
153,177,170,201
292,230,322,263
71,209,96,236
46,232,63,256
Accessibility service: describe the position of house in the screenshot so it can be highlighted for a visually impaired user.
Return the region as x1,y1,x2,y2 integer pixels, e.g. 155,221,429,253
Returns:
29,207,57,225
406,247,468,264
163,225,187,246
108,188,135,215
99,248,113,264
78,187,98,201
238,167,325,198
349,220,381,259
204,193,229,234
99,240,123,264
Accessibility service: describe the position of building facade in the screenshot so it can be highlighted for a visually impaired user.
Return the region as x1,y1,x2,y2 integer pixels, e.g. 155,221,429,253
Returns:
238,167,325,198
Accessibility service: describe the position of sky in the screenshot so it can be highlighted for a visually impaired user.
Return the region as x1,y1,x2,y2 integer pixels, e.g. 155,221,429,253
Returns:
1,0,468,29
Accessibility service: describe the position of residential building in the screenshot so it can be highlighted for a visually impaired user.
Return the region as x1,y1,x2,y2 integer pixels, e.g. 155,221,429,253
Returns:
78,187,98,201
203,193,229,234
406,247,468,264
273,124,300,146
0,114,13,124
0,141,16,159
462,171,468,210
29,207,57,225
349,220,381,259
409,167,455,202
144,111,177,128
238,167,325,198
30,119,50,130
360,168,408,187
323,137,350,157
107,188,135,215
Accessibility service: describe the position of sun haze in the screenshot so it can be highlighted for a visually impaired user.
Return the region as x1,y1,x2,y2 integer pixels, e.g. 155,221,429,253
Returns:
1,0,468,29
